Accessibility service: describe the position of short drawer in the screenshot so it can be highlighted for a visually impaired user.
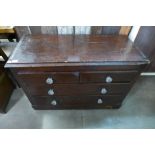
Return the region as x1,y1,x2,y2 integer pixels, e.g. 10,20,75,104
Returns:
17,72,79,84
25,83,131,96
80,71,138,83
31,95,124,109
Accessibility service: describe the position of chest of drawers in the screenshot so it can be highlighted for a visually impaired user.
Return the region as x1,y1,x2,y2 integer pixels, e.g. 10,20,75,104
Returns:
5,35,149,109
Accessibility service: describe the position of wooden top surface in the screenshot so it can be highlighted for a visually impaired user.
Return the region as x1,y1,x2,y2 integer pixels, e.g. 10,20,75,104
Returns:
6,35,149,67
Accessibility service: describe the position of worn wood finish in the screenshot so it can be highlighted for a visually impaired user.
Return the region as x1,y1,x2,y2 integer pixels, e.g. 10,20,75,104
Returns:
5,35,148,110
32,104,122,110
90,26,124,35
13,65,144,72
6,35,149,67
102,26,121,35
31,95,124,109
80,71,138,83
58,26,74,35
91,27,103,34
14,26,132,41
29,26,58,34
17,70,138,84
21,83,131,96
75,26,91,34
41,26,58,34
134,26,155,72
18,72,79,84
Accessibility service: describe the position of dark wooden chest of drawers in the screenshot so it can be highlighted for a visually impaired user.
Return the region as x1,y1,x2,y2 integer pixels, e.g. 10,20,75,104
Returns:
5,35,149,109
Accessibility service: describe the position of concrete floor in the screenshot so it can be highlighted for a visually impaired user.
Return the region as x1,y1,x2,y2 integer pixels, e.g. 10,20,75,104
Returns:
0,76,155,129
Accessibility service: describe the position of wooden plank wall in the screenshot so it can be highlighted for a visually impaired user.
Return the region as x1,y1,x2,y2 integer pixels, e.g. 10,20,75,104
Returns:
134,26,155,72
14,26,132,40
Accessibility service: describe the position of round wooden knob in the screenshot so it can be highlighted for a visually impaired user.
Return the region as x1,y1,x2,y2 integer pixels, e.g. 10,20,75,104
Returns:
48,89,54,95
97,99,103,104
46,77,53,84
101,88,107,94
106,76,112,83
51,100,57,105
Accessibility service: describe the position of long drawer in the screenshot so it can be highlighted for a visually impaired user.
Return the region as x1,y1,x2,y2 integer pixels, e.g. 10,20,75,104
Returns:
80,71,138,83
31,95,124,109
17,70,138,86
17,72,79,84
23,83,131,96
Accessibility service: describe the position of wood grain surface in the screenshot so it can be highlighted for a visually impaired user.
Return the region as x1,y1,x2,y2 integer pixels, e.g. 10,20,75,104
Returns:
14,26,132,40
6,35,149,68
5,32,149,110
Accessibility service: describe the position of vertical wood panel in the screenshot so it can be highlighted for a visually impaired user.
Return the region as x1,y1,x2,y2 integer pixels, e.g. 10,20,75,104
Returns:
41,26,58,34
29,26,41,34
75,26,91,34
14,26,132,40
91,26,102,34
30,26,58,34
57,26,74,34
134,26,155,72
119,26,132,35
102,26,121,35
134,26,155,59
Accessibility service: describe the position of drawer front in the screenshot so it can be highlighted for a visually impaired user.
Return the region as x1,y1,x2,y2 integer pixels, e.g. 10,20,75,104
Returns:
24,83,131,96
31,95,124,109
80,71,138,83
17,72,79,84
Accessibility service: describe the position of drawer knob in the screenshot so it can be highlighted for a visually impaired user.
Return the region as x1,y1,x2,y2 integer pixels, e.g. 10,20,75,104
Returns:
97,98,103,104
106,76,113,83
101,88,107,94
51,100,57,106
48,89,54,95
46,77,53,84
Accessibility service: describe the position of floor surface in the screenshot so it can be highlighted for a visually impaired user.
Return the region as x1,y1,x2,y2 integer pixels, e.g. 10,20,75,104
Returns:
0,76,155,129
